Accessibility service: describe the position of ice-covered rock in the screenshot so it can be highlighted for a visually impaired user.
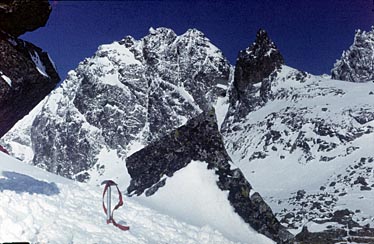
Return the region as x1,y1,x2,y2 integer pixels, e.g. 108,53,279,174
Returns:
331,27,374,82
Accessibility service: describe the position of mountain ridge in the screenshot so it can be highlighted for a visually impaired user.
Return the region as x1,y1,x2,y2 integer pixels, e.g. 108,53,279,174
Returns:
3,26,374,243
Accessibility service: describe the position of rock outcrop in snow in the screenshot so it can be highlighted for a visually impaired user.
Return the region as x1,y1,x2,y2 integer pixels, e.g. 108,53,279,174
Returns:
3,27,230,181
126,110,293,243
0,0,59,137
331,27,374,82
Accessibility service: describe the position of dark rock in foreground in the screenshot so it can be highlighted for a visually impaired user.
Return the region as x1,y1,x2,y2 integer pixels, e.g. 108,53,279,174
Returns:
126,110,293,243
0,25,59,137
0,0,51,37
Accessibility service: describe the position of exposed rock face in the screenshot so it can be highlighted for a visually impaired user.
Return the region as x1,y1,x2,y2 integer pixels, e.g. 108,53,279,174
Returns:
217,28,374,242
233,29,284,97
0,18,59,137
3,27,230,181
126,110,293,243
222,56,374,241
222,60,374,227
332,27,374,82
0,0,51,37
295,220,374,244
227,29,284,122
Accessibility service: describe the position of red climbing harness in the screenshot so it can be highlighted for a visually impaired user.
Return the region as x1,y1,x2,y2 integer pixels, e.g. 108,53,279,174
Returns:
101,180,129,231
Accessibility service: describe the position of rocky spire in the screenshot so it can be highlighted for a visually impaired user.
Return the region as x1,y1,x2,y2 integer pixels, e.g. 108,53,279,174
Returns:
331,27,374,82
233,29,284,98
224,29,284,123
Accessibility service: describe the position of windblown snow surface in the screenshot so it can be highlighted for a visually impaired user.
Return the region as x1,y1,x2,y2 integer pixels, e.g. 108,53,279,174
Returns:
0,151,273,243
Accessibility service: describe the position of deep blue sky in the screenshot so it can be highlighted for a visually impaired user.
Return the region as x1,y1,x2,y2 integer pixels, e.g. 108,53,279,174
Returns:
22,0,373,80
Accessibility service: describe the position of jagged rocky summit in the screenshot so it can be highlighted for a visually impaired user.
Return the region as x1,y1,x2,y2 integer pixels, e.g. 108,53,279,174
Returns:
0,0,59,137
222,29,374,242
2,27,230,181
332,27,374,82
126,110,294,243
226,29,284,123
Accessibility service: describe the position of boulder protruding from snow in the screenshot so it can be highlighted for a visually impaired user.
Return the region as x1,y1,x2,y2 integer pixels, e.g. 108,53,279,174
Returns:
332,27,374,82
126,110,294,244
0,0,51,37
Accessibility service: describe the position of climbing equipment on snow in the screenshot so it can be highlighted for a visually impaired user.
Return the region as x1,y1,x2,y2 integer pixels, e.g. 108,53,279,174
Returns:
0,145,9,155
101,180,129,231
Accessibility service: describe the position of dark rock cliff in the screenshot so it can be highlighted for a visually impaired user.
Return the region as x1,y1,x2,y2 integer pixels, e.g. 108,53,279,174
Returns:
0,0,59,137
126,110,294,243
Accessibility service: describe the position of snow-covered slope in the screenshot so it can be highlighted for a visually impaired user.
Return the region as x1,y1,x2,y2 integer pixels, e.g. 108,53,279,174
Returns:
332,27,374,82
0,97,46,163
219,28,374,242
4,26,374,242
222,64,374,238
125,110,293,243
2,27,230,182
0,151,273,243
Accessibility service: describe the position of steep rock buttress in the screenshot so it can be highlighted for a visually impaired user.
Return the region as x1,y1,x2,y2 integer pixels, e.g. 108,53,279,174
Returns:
0,0,59,137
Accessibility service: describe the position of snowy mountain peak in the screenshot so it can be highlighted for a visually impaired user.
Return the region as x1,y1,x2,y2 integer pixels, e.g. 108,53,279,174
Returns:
144,27,177,48
183,28,205,38
3,27,231,182
148,26,176,36
331,27,374,82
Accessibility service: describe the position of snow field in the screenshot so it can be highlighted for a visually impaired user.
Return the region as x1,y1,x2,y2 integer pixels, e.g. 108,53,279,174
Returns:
222,65,374,230
0,153,272,243
135,160,274,244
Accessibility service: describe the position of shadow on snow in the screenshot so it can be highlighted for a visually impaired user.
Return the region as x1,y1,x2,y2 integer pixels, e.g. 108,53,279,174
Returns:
0,171,59,196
